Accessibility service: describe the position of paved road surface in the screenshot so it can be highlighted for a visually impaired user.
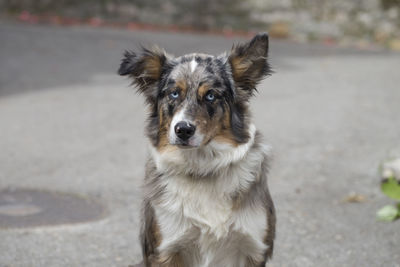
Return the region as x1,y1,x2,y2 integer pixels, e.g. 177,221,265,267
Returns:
1,22,399,267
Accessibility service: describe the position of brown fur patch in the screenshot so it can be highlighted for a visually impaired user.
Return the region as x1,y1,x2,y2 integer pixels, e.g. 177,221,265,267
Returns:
195,112,223,147
144,55,163,80
157,134,169,151
230,56,251,81
151,216,162,248
197,83,210,98
157,106,170,151
142,204,164,267
158,106,165,128
213,131,239,147
156,101,181,153
244,257,262,267
175,79,187,96
157,129,179,154
263,198,276,261
230,192,242,210
158,252,184,267
213,104,239,146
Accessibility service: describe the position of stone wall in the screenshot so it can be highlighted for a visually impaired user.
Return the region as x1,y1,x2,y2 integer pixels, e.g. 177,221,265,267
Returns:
1,0,399,47
250,0,400,46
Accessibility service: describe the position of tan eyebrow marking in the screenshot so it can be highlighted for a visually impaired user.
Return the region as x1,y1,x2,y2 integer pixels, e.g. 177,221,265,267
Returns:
197,83,210,98
175,79,187,95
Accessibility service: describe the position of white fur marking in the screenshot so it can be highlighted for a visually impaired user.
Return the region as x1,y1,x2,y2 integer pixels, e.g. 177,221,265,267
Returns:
190,59,198,73
169,106,186,144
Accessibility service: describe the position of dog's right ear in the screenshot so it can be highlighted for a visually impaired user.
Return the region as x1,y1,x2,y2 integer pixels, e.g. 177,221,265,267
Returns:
228,33,271,101
118,47,169,104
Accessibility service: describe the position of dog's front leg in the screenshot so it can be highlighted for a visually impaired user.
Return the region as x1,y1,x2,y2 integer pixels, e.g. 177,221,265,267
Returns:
156,252,184,267
244,258,267,267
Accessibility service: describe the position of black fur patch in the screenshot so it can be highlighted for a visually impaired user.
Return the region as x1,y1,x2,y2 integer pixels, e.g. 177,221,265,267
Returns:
205,65,215,74
213,80,222,88
168,104,174,116
166,79,176,86
230,103,249,143
206,103,215,118
179,56,191,63
118,50,137,76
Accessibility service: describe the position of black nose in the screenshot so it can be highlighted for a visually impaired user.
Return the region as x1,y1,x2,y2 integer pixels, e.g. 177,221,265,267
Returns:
174,121,196,141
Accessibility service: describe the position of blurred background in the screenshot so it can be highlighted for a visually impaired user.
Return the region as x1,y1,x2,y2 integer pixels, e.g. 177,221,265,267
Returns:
1,0,400,49
0,1,400,267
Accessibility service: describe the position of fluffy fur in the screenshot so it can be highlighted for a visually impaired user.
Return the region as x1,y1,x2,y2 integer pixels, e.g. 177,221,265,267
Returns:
119,33,275,267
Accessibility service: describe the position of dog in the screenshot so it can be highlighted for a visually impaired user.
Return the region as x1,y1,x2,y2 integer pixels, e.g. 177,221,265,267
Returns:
119,33,275,267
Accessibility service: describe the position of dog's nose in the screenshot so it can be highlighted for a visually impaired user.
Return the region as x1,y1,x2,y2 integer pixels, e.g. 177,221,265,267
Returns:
174,121,196,141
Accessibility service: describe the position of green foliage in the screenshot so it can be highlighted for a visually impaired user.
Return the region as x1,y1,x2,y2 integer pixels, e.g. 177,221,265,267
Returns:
378,176,400,222
381,177,400,200
377,204,400,222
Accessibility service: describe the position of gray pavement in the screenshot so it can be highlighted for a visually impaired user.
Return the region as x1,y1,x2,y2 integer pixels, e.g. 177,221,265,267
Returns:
0,22,399,267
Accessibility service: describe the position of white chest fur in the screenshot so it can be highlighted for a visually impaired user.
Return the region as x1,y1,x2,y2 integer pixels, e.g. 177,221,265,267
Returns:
150,125,270,266
154,172,268,266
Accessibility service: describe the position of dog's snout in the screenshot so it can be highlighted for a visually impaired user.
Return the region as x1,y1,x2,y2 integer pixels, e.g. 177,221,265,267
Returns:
175,121,196,141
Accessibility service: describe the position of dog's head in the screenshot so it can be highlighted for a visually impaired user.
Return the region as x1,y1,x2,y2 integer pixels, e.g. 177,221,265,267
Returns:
118,33,271,151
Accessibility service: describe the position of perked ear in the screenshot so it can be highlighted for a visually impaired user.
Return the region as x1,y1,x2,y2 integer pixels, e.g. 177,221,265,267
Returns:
118,46,169,104
228,33,271,99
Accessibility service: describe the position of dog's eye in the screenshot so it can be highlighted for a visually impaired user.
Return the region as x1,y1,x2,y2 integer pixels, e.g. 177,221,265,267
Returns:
205,91,215,102
169,91,179,100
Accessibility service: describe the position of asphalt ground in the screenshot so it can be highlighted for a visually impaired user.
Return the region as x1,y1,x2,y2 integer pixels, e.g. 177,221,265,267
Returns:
0,22,399,267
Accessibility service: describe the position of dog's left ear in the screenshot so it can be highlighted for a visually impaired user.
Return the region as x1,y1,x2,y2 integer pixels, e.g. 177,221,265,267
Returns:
118,46,169,105
228,33,271,99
